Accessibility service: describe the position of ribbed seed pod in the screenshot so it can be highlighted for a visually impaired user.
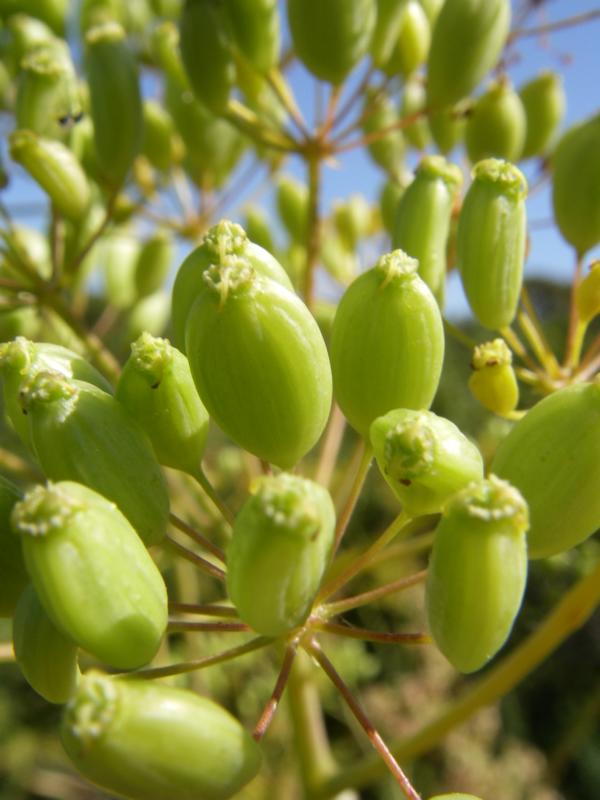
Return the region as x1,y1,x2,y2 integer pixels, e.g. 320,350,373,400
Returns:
457,159,527,330
371,0,409,69
141,99,182,172
1,0,68,36
224,0,280,74
370,409,483,516
85,22,142,188
179,0,234,113
185,262,332,469
392,155,462,302
21,371,169,546
384,0,430,79
61,673,262,800
227,474,335,635
401,76,430,150
429,105,466,155
0,475,27,618
99,230,140,309
287,0,376,85
134,230,173,298
333,194,371,250
519,71,565,160
116,333,209,475
171,220,292,350
9,130,90,220
321,233,358,286
330,250,444,436
427,0,511,108
13,584,79,703
552,114,600,255
576,261,600,323
12,482,167,669
276,175,308,243
426,475,528,673
469,338,519,417
79,0,126,33
363,90,406,179
1,224,52,285
126,291,170,341
465,79,526,164
492,380,600,559
244,205,276,254
379,174,413,235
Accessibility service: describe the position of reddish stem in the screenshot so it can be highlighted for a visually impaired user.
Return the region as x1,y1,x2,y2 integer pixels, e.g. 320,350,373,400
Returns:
253,643,298,741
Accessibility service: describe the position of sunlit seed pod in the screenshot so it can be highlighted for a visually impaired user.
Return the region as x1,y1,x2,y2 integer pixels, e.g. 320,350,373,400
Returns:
426,475,528,673
417,0,443,24
0,224,52,286
465,79,526,164
392,155,462,301
428,104,466,155
379,173,413,236
244,205,277,254
9,129,90,220
227,474,335,636
79,0,126,33
457,158,527,330
0,307,40,343
61,672,262,800
149,0,181,18
363,90,406,179
171,220,292,350
427,0,511,108
12,482,167,669
551,113,600,256
141,99,182,172
99,231,140,309
330,250,444,437
401,76,430,150
321,232,358,287
468,338,519,417
126,294,169,343
21,371,169,546
224,0,280,74
67,114,102,182
492,380,600,559
185,264,332,469
0,475,27,618
288,0,376,85
333,194,371,250
116,333,209,475
371,0,408,69
13,584,79,704
3,14,56,73
134,230,173,298
85,22,142,188
384,0,430,79
1,0,68,36
519,71,565,160
576,261,600,324
276,174,309,243
370,409,483,516
281,242,306,290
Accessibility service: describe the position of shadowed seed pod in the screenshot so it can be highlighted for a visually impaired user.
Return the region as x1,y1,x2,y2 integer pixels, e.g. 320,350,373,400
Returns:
276,174,308,243
363,89,406,179
392,155,462,303
379,173,413,235
552,113,600,255
61,672,262,800
288,0,376,85
401,76,430,150
426,475,529,673
333,194,371,250
244,205,276,254
126,291,170,341
141,99,183,172
1,0,68,36
465,78,526,164
469,338,518,417
427,0,511,108
384,0,430,79
330,250,444,437
9,129,90,220
0,475,27,617
224,0,280,74
13,584,79,704
457,158,527,330
429,105,466,155
116,333,209,475
12,482,168,669
370,409,483,516
227,474,335,635
100,231,140,309
576,261,600,323
134,229,173,298
85,22,142,188
185,259,332,469
3,15,56,73
321,232,358,286
20,371,169,546
492,380,600,559
371,0,409,69
519,71,565,160
171,220,292,350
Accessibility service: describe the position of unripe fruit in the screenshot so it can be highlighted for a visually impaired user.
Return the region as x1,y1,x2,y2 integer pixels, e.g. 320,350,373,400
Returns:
12,482,168,669
371,0,409,69
224,0,280,74
469,339,519,417
465,79,526,164
379,174,413,235
321,233,358,286
61,673,262,800
363,90,406,179
576,261,600,323
134,229,173,298
228,474,335,635
277,175,308,243
244,205,277,254
457,159,527,330
401,76,430,151
331,250,444,436
426,475,528,673
429,105,466,155
100,231,140,309
141,99,182,172
370,409,484,516
492,380,600,559
0,475,27,618
333,194,371,248
519,71,565,160
384,0,430,79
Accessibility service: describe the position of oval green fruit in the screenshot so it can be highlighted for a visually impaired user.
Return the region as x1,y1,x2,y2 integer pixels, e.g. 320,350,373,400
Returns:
429,105,466,155
401,76,430,150
0,475,27,618
371,0,409,69
576,260,600,324
363,89,406,179
277,174,309,243
519,71,565,160
468,338,518,417
141,99,182,173
224,0,280,74
134,229,173,298
379,173,413,235
384,0,430,79
465,79,526,164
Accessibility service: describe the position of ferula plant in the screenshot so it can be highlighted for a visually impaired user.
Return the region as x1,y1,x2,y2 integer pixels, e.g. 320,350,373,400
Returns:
0,3,599,800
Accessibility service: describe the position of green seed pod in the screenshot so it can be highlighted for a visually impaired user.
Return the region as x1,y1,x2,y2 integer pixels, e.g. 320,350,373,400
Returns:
3,14,56,73
67,114,102,182
85,22,142,188
185,263,332,469
427,0,511,108
469,338,519,417
9,129,90,220
61,672,262,800
12,482,167,669
276,174,308,243
465,78,526,164
2,0,68,35
79,0,126,33
333,194,371,250
492,380,600,559
126,290,170,341
379,173,413,235
392,155,462,301
224,0,280,74
321,232,358,286
244,205,276,254
576,260,600,324
552,114,600,256
281,242,306,290
330,250,444,436
426,475,528,673
401,76,430,150
519,71,565,160
21,371,169,546
0,223,52,285
370,0,408,69
429,105,466,155
384,0,430,79
141,99,183,172
227,473,335,635
116,333,209,475
179,0,234,113
288,0,376,85
0,475,27,618
417,0,443,24
370,409,483,516
171,220,292,350
457,158,527,330
363,90,406,179
100,230,140,309
13,584,79,703
134,230,173,298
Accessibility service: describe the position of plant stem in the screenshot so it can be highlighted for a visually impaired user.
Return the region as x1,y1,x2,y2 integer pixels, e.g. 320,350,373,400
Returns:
163,535,226,582
510,9,600,40
192,466,235,527
564,251,584,369
303,149,322,310
443,318,477,351
323,570,427,618
168,602,238,618
314,404,346,488
520,285,561,375
334,440,373,552
266,68,309,138
517,309,560,376
169,512,226,562
167,619,250,633
253,642,298,741
313,621,430,646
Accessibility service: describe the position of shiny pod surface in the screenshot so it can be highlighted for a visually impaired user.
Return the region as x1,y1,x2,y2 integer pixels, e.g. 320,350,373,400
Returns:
465,79,526,164
61,673,262,800
468,338,519,417
0,474,27,617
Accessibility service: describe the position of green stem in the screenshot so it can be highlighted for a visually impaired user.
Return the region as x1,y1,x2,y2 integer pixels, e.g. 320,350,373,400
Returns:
192,466,235,527
323,570,427,618
517,309,560,376
225,98,297,152
169,512,226,562
163,535,226,582
313,621,430,646
333,440,373,552
303,149,322,311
